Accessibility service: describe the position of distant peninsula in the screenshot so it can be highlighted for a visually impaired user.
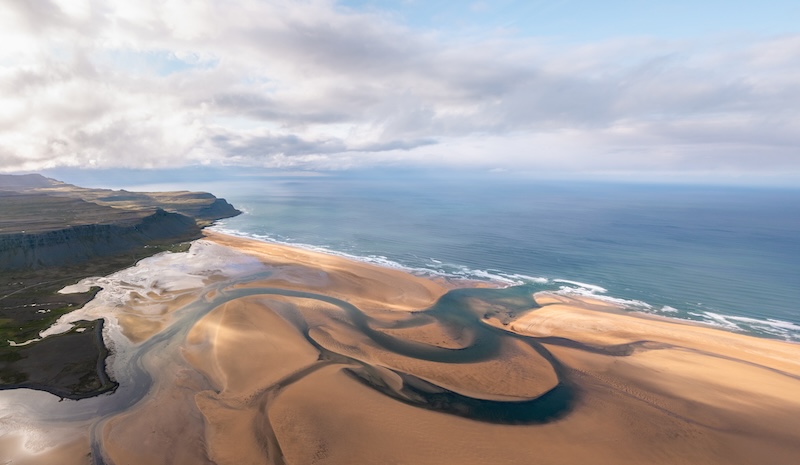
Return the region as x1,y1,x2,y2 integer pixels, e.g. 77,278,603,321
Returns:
0,173,240,398
0,173,240,269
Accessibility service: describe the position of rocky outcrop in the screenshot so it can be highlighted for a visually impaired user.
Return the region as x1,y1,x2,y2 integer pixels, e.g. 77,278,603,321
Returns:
0,209,200,270
141,192,241,223
62,189,242,224
0,173,241,224
195,197,241,222
0,173,58,190
0,174,242,271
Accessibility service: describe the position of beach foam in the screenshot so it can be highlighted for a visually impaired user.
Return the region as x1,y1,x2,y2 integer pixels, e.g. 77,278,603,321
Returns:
4,230,800,465
210,225,550,286
689,311,800,342
211,225,800,342
553,280,653,309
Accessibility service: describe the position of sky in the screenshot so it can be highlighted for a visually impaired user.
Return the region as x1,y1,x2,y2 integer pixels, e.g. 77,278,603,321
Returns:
1,0,799,183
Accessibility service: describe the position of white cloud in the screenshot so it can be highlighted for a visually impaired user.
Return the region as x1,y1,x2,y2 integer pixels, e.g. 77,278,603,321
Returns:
0,0,798,179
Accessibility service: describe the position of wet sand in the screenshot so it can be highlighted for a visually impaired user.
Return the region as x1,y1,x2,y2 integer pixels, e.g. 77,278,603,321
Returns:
3,232,800,464
205,231,448,313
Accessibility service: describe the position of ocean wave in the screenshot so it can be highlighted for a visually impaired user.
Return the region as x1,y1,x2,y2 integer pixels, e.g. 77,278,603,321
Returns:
209,226,551,287
210,225,800,343
502,273,550,284
553,279,608,294
688,311,800,342
551,279,653,309
445,266,543,286
557,283,800,343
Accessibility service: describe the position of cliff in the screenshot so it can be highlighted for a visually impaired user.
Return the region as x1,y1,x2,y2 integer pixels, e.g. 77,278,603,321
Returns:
0,173,56,190
0,208,200,270
0,174,238,398
0,174,240,271
92,190,242,225
0,173,241,225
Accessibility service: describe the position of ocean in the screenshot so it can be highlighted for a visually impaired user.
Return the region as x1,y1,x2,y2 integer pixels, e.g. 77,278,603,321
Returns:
126,171,800,342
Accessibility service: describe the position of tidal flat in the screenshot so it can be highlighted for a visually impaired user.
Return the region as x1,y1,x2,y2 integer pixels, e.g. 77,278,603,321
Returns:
2,231,799,464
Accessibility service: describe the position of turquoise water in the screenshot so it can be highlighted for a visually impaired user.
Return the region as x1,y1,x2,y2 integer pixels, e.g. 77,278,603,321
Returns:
129,171,800,342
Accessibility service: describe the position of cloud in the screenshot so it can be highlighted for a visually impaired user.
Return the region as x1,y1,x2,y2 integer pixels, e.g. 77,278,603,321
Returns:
0,0,798,179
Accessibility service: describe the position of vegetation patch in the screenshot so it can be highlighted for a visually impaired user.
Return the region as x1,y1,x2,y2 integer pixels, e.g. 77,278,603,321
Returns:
0,242,190,397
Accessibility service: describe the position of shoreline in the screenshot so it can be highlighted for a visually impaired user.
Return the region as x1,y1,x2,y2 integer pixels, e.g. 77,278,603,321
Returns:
3,231,800,464
208,227,800,344
195,232,800,464
197,232,800,379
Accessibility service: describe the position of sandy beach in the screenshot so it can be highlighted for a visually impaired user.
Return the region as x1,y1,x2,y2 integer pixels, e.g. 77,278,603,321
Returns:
3,231,800,464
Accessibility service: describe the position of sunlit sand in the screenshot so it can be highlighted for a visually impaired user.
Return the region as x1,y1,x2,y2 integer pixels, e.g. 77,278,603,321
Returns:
2,232,799,464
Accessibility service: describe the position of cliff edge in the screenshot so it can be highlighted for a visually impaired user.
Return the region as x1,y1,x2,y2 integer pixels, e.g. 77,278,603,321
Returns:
0,174,241,270
0,206,200,270
0,173,242,398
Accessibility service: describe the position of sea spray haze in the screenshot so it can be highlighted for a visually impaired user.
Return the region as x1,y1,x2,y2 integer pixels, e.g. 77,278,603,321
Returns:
108,171,800,341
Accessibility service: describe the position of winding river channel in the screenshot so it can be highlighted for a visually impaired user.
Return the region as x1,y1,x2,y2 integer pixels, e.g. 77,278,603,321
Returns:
1,241,654,464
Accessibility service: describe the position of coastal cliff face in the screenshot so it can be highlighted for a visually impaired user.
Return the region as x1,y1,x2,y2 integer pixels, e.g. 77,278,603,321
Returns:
61,188,242,224
0,173,241,225
0,209,200,270
0,173,241,399
140,193,241,224
0,173,240,271
193,197,241,221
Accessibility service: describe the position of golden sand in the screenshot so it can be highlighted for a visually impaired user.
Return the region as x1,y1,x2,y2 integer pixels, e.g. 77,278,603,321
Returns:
23,232,800,465
374,315,474,349
195,235,800,464
117,291,194,342
204,230,447,313
0,434,91,465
